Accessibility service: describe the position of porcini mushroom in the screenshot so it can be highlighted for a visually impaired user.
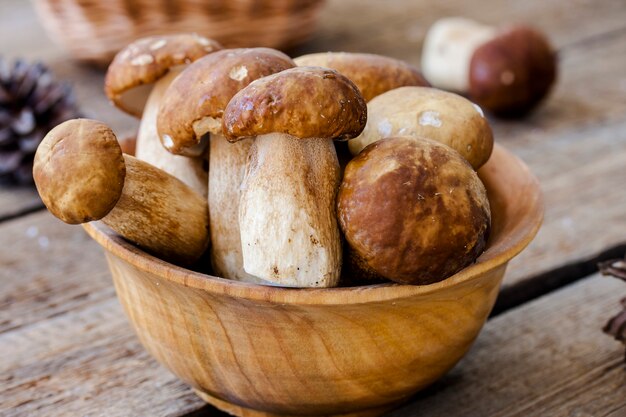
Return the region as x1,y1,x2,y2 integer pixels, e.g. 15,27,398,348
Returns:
421,17,557,116
33,119,209,266
157,48,295,281
104,34,222,196
294,52,429,102
338,136,491,285
350,86,493,170
223,67,367,287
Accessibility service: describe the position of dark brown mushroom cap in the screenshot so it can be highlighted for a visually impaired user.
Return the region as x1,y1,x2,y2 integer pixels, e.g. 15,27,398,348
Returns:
294,52,430,102
469,25,557,116
104,34,222,117
33,119,126,225
337,136,491,285
156,48,295,155
223,66,367,142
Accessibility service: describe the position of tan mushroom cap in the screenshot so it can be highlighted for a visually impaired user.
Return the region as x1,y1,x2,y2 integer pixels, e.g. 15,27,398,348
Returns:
337,136,491,285
350,86,493,169
469,25,557,116
294,52,430,102
223,66,367,142
33,119,126,225
156,48,295,155
104,34,222,117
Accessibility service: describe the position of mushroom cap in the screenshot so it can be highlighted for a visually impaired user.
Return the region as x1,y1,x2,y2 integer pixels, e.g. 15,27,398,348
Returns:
337,136,491,285
222,66,367,142
104,34,222,117
350,86,493,169
33,119,126,225
294,52,429,102
469,25,557,116
157,48,295,155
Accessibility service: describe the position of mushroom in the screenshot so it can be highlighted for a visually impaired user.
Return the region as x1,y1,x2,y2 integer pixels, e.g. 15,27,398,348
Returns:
104,34,222,196
350,87,493,170
33,119,209,267
337,136,491,285
222,67,367,287
421,17,557,116
294,52,430,171
157,48,295,281
294,52,429,102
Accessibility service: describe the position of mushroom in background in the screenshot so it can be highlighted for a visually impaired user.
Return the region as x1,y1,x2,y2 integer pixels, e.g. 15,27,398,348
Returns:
104,34,222,196
421,17,557,117
223,67,367,287
157,48,295,282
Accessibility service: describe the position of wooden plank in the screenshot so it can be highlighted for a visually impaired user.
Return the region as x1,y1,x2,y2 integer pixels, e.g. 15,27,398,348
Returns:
0,188,42,221
498,31,626,288
390,273,626,417
0,210,208,416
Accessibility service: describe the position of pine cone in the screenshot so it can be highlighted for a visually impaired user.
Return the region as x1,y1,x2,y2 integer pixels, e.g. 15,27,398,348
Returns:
0,57,81,185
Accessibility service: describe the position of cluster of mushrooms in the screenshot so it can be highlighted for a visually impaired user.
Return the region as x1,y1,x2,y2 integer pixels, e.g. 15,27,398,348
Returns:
33,17,556,288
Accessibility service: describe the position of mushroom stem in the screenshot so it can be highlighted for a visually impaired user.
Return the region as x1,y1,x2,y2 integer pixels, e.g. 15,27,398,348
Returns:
421,18,495,92
136,68,208,197
239,133,342,287
208,134,260,281
102,155,209,266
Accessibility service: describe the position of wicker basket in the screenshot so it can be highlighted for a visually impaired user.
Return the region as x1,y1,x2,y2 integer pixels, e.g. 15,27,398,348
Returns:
33,0,325,66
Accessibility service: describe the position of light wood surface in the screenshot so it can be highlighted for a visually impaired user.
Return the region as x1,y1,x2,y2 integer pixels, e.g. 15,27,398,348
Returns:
0,211,207,416
1,0,626,415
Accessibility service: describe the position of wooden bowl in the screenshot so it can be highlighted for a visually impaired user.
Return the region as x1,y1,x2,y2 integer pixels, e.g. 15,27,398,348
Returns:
83,144,542,417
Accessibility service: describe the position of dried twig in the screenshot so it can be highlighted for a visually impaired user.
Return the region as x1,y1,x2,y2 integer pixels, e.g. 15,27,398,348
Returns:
600,254,626,362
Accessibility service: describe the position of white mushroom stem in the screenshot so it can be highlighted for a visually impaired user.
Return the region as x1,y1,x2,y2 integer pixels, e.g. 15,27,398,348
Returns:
239,133,342,287
208,134,262,282
421,17,496,91
136,68,208,197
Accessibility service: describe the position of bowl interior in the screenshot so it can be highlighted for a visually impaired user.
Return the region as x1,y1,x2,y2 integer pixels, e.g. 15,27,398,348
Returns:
83,143,543,304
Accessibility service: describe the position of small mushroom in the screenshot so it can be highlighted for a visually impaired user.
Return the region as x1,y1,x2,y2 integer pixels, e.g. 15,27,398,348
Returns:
350,87,493,170
223,67,367,287
157,48,295,281
104,34,222,196
294,52,429,102
337,136,491,285
421,17,557,116
33,119,209,267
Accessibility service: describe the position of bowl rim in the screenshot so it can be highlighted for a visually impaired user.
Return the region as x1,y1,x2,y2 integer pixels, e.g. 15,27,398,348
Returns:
83,143,543,305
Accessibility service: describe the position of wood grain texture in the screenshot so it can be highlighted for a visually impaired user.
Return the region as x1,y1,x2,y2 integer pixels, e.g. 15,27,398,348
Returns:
0,211,207,416
389,273,626,417
78,144,541,417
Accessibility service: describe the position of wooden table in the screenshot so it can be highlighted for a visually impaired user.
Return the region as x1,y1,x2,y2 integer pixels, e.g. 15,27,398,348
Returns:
2,0,626,415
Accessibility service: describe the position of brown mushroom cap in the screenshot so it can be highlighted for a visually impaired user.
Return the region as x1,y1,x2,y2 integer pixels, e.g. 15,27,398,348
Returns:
33,119,126,225
350,86,493,169
337,136,491,285
156,48,295,155
469,25,557,116
222,66,367,142
104,34,222,117
294,52,430,102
